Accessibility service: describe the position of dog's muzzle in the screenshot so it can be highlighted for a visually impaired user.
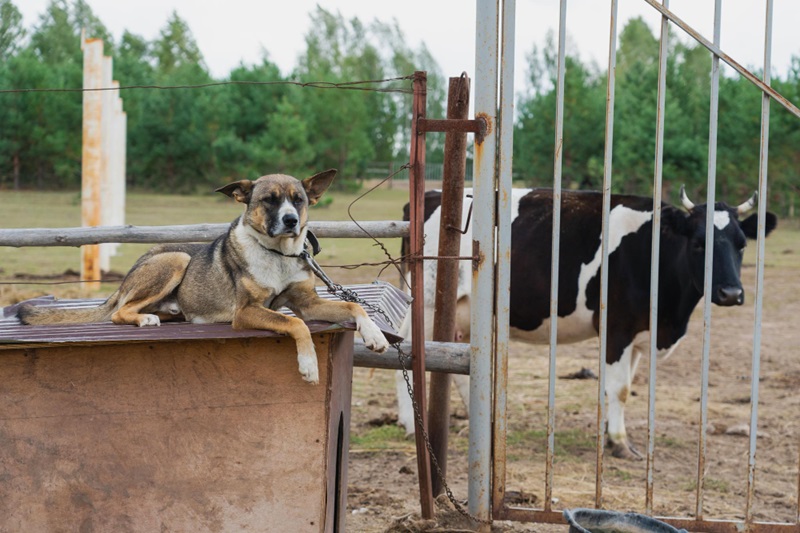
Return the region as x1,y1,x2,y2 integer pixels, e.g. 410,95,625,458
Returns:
269,214,301,237
283,213,298,230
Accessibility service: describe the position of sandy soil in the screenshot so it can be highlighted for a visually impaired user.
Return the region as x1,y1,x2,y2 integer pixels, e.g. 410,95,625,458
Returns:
3,239,796,533
342,258,800,531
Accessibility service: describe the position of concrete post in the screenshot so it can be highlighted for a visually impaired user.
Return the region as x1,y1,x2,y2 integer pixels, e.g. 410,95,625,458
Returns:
81,38,104,287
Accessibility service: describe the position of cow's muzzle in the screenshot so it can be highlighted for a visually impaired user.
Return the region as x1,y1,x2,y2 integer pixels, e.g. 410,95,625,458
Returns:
715,286,744,306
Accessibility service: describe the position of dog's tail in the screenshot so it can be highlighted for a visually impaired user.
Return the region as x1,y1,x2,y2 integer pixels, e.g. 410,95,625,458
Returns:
17,292,121,325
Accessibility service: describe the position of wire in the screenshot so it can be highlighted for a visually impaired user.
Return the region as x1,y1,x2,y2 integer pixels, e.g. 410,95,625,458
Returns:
345,163,414,288
0,75,415,95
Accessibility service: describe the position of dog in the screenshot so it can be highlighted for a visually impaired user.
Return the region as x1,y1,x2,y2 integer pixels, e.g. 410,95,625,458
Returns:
17,169,389,384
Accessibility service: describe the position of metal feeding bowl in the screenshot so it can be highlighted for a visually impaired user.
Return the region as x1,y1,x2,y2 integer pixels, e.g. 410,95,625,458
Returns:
564,509,688,533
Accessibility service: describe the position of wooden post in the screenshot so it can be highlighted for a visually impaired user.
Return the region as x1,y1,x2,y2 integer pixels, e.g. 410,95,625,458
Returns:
428,75,470,496
81,37,104,288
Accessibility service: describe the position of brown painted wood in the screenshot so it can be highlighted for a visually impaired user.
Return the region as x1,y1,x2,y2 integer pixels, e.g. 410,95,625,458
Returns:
0,332,353,532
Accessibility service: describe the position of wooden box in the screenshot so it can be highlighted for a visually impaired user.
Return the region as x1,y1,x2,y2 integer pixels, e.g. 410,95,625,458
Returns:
0,329,354,532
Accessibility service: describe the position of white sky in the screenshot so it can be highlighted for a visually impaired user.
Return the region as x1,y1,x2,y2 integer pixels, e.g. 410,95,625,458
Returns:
17,1,800,92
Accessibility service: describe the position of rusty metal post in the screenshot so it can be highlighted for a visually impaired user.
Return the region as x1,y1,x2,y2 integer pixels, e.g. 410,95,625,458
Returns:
746,0,774,525
697,0,722,520
646,0,670,514
596,0,620,509
408,70,435,518
545,0,569,513
493,0,516,518
471,0,499,524
428,75,470,497
81,37,104,289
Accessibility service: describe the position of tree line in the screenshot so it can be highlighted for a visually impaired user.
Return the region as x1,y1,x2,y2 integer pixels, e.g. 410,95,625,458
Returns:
1,1,798,215
514,18,800,216
0,0,445,192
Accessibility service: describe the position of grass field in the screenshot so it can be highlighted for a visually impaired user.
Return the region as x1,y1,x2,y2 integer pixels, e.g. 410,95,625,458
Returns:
0,187,411,304
2,188,797,303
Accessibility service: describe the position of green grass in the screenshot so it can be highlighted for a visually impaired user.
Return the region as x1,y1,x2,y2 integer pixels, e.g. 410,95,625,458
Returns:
506,428,596,457
608,467,634,482
0,188,411,301
683,477,730,494
350,425,411,451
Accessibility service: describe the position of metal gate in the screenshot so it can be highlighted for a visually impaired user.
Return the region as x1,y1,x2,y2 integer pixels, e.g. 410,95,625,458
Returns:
468,0,800,531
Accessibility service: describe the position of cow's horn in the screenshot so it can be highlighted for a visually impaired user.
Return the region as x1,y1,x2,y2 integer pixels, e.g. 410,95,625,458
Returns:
737,191,757,215
679,185,695,211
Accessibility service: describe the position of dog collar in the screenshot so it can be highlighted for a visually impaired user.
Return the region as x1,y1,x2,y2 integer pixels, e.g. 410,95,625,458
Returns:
259,230,321,259
305,230,322,256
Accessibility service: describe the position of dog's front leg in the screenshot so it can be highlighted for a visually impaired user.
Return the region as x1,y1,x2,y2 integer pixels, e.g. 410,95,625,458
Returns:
286,290,389,354
233,305,319,384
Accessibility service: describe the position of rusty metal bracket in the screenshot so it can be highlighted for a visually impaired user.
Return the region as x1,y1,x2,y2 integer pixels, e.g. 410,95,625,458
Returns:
447,194,474,235
418,118,488,144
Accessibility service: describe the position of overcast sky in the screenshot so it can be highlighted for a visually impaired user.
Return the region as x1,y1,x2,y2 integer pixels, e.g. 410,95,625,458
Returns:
17,1,800,91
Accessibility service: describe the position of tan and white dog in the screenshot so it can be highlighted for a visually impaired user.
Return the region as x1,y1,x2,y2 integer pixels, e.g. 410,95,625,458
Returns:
18,169,389,384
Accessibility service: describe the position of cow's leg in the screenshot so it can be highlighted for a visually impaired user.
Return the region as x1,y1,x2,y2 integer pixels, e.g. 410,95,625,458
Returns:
606,341,642,460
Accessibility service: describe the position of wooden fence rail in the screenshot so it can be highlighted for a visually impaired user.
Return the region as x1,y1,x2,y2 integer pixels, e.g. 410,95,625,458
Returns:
0,221,409,248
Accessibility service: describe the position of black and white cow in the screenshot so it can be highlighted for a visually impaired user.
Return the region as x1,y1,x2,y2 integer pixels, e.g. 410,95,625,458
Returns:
398,187,777,459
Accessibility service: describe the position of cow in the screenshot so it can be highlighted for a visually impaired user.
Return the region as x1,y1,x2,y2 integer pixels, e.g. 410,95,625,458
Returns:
397,186,777,459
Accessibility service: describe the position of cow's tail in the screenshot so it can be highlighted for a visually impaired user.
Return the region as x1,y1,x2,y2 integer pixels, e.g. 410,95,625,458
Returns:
17,291,121,325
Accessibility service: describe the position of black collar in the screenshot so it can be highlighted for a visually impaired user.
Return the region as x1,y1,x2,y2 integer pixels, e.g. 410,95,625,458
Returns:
258,230,321,258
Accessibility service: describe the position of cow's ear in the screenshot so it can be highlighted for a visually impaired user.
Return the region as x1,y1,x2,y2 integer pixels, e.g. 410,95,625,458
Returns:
662,206,692,237
739,212,778,239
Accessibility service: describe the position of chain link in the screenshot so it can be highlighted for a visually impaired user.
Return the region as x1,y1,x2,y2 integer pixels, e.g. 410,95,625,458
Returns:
305,253,492,525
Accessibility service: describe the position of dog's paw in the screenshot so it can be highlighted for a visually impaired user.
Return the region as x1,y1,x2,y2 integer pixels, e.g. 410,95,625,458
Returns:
298,352,319,385
359,319,389,353
137,314,161,327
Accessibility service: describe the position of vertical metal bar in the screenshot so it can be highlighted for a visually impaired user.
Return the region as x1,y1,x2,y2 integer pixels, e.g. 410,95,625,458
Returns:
81,37,104,288
493,0,516,518
429,75,470,497
408,71,435,519
696,0,722,521
646,0,670,515
545,0,568,513
471,0,499,524
746,0,773,524
596,0,619,509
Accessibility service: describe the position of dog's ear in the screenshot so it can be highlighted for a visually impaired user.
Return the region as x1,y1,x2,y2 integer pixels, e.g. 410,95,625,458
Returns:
302,169,337,206
215,180,253,204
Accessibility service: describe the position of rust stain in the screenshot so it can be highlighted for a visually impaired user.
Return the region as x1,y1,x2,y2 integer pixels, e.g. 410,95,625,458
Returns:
472,241,484,272
474,112,492,145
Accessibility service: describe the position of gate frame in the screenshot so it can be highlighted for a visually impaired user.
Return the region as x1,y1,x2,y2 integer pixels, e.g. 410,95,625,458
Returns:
485,0,800,531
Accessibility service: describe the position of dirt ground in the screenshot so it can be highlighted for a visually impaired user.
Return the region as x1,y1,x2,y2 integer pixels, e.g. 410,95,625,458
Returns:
338,249,800,531
2,229,797,533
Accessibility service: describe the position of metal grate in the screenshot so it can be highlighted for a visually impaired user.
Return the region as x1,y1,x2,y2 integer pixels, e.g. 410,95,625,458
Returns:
0,282,408,348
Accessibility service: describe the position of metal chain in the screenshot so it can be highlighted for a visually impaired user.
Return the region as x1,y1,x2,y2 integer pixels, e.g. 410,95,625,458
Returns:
305,253,492,525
